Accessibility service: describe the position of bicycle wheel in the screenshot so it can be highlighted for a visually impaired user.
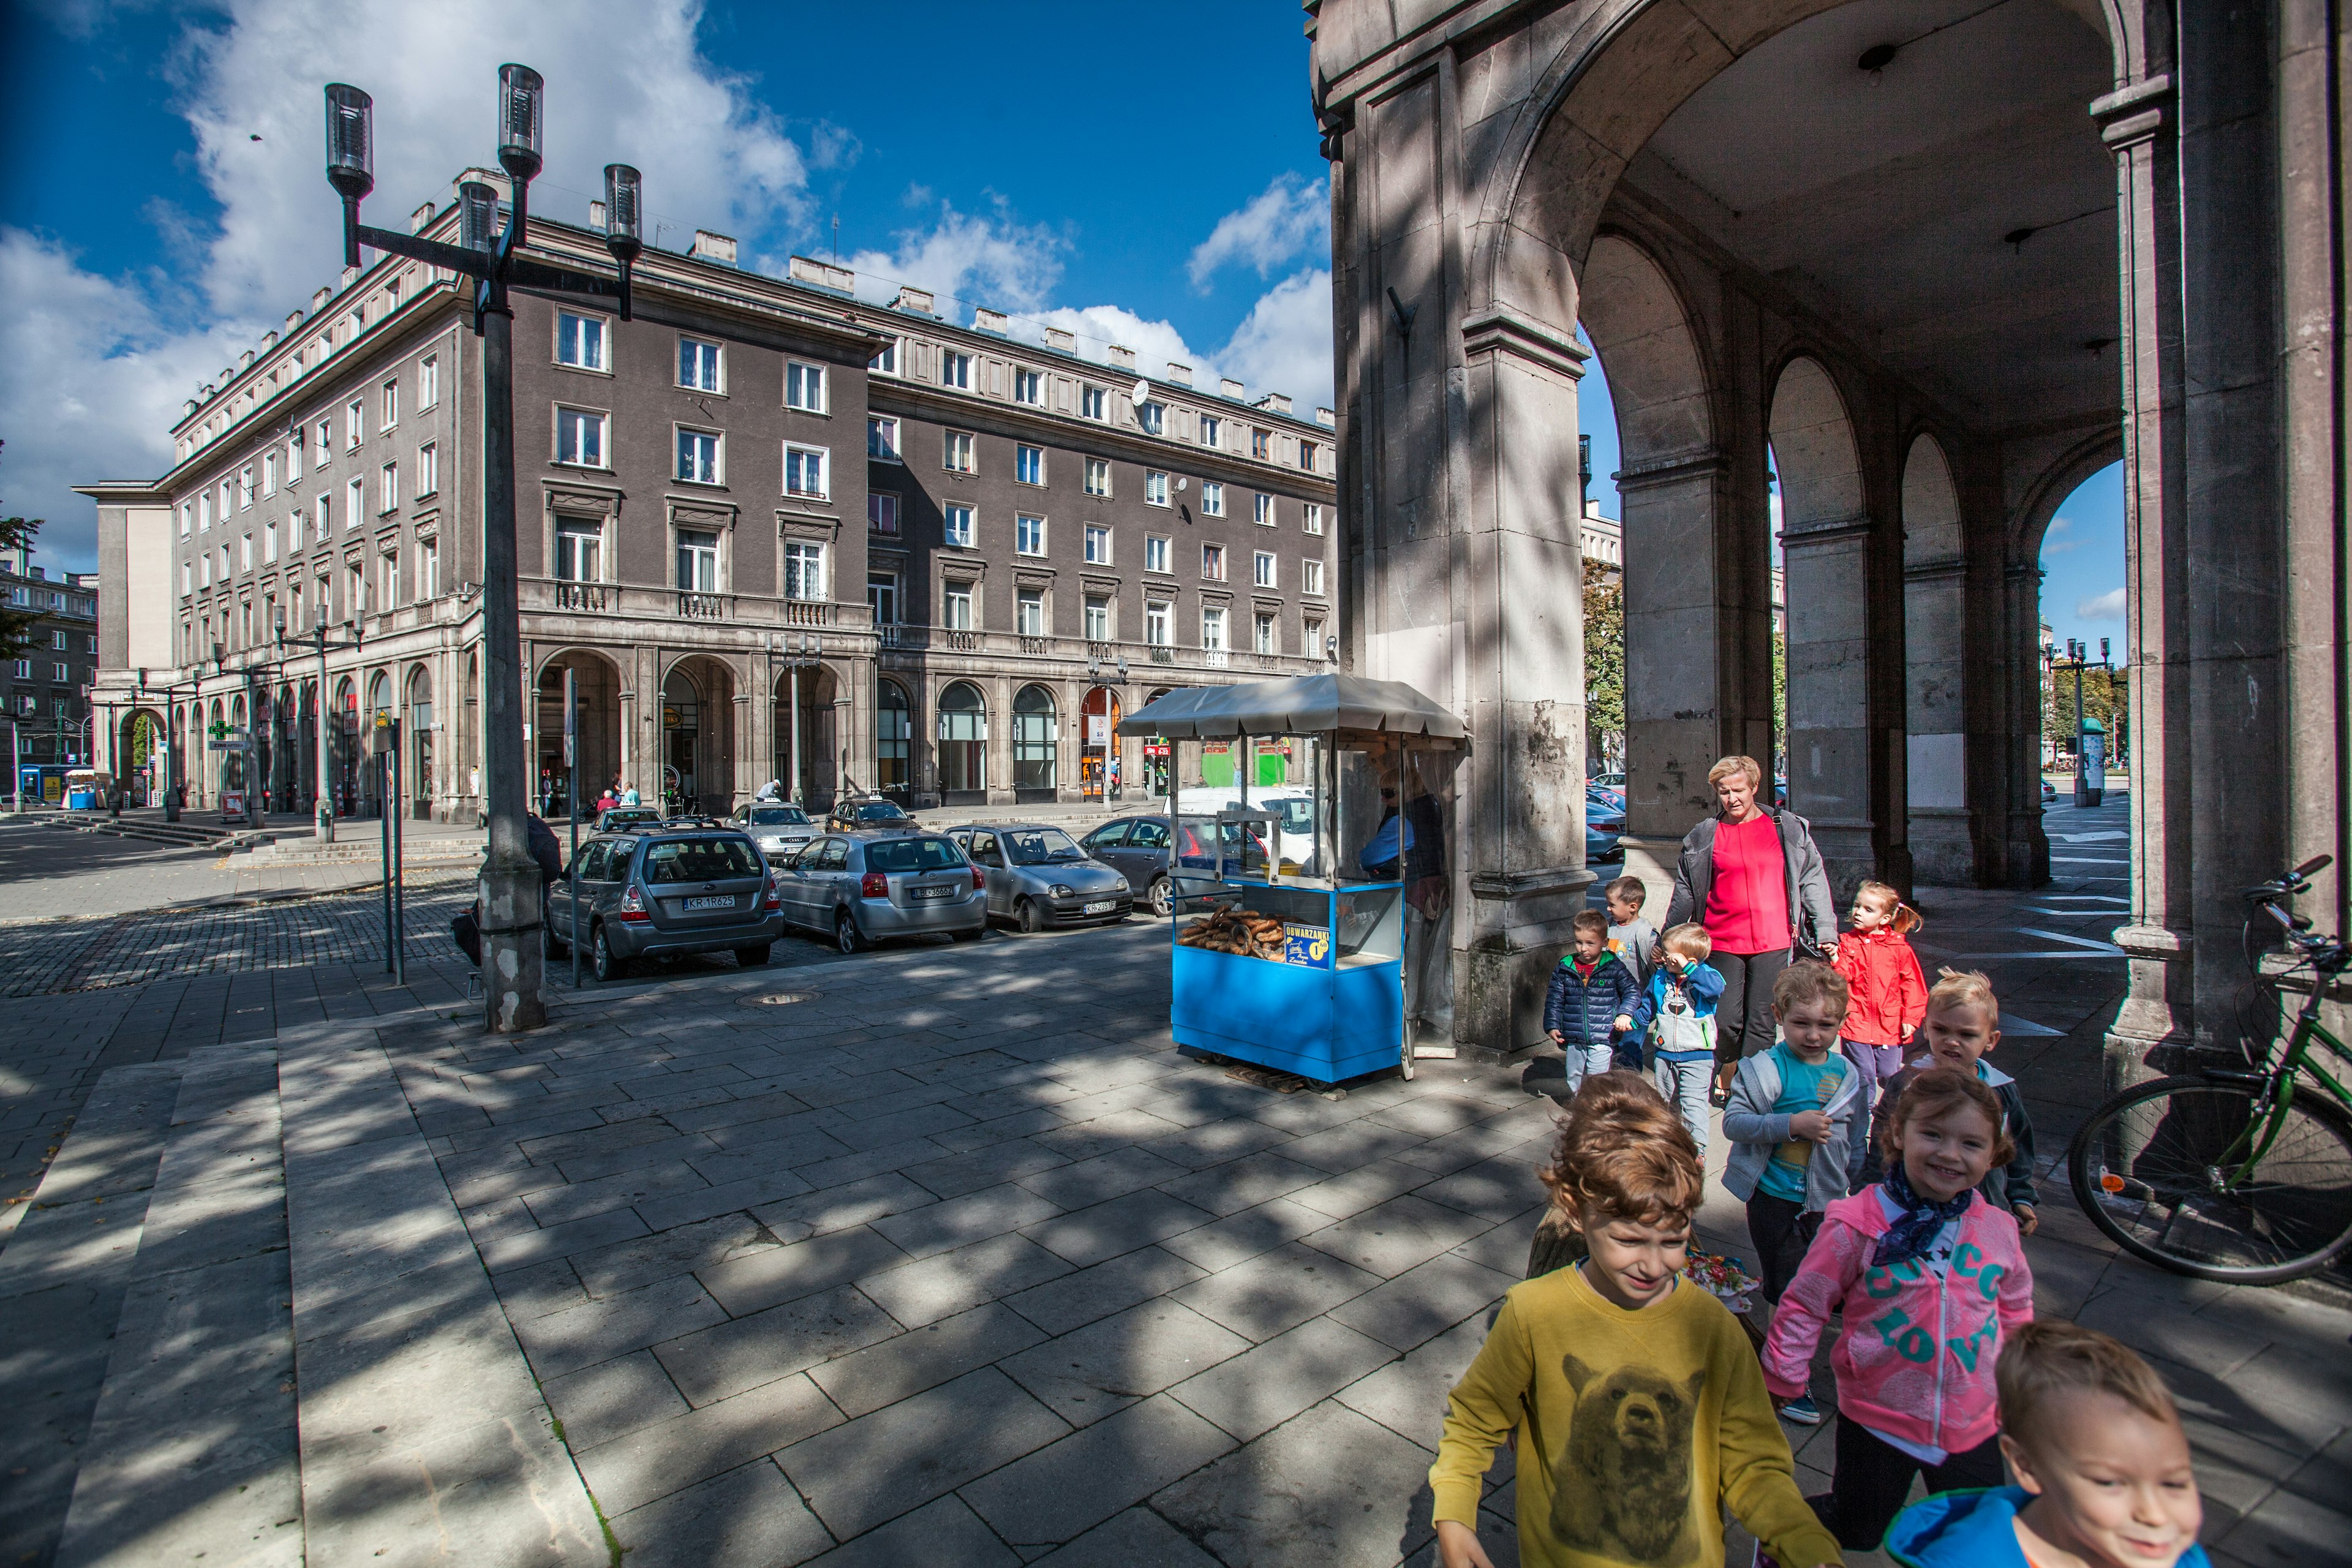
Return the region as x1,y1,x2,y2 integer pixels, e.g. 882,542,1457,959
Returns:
2068,1074,2352,1283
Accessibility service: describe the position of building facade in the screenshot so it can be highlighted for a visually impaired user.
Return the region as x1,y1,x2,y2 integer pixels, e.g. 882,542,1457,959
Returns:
1,549,100,774
80,174,1338,821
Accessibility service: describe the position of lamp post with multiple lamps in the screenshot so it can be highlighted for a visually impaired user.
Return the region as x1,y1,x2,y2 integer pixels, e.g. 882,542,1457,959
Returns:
324,66,643,1031
280,607,365,836
2046,636,2115,808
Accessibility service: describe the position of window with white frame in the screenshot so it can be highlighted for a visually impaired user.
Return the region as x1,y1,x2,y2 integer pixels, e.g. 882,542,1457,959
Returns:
1015,514,1046,556
1286,611,1315,656
944,581,974,630
1084,524,1111,565
1145,535,1171,574
1084,457,1110,497
219,545,231,579
218,478,233,519
417,442,438,496
943,430,974,473
288,428,304,482
1200,414,1222,448
868,492,899,536
676,428,722,484
1015,445,1044,484
1084,595,1111,642
239,466,254,509
345,476,364,529
785,361,827,412
556,519,603,581
867,570,899,625
1298,438,1320,472
315,415,333,456
1016,587,1046,636
782,540,826,601
381,378,399,429
1080,383,1107,420
940,350,971,390
1012,367,1044,405
943,503,974,548
199,555,211,589
1201,481,1224,517
1201,606,1227,650
379,461,399,514
183,562,192,596
1254,492,1274,525
1145,471,1169,507
1303,559,1326,595
679,337,723,393
1137,401,1165,436
1256,613,1277,655
1303,502,1325,536
867,416,900,460
783,443,829,499
380,547,399,609
556,311,608,371
263,451,279,497
1146,600,1171,646
347,561,364,617
314,492,331,542
1254,550,1276,588
265,520,278,562
240,534,253,571
869,338,899,377
676,529,720,590
179,503,192,538
345,401,363,448
199,491,213,532
1202,543,1226,581
419,353,439,408
418,538,439,600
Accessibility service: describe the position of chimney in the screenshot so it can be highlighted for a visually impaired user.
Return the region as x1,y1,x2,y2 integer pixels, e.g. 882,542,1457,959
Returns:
285,310,305,333
410,200,437,234
1253,392,1294,416
311,287,333,312
1315,407,1336,428
892,285,935,314
1107,344,1136,369
973,307,1009,334
260,331,278,352
1219,377,1246,399
787,254,852,292
1165,363,1193,386
1045,326,1076,352
588,199,606,230
340,265,360,287
692,230,739,266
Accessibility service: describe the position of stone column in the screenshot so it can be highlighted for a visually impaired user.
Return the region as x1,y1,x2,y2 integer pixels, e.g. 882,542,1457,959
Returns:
1903,553,1971,885
987,673,1016,804
1999,561,2051,889
1779,514,1877,898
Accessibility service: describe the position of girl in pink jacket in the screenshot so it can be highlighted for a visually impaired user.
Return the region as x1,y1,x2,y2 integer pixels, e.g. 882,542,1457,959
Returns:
1763,1067,2035,1554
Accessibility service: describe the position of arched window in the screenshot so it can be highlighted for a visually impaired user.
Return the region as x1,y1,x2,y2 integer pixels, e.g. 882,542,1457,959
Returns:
876,679,911,797
937,681,987,796
1012,684,1057,793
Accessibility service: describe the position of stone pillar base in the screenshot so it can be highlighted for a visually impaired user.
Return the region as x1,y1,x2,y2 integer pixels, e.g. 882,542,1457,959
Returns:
1807,819,1879,902
1909,808,1974,887
1455,869,1595,1058
2102,924,2197,1093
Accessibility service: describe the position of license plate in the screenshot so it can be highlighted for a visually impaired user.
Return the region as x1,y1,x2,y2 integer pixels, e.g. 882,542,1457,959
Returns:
684,895,733,911
1083,900,1116,914
911,884,954,900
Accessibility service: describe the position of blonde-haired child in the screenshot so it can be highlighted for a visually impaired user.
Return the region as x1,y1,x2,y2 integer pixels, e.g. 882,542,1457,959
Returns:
1858,967,2040,1232
1622,922,1728,1166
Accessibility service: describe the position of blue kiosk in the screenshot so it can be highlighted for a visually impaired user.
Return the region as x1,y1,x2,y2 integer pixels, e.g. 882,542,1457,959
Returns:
1118,674,1466,1088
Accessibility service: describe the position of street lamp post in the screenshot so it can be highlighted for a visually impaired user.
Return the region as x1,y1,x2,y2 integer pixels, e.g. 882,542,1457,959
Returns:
325,69,643,1033
773,633,823,807
284,608,363,839
2046,637,2114,808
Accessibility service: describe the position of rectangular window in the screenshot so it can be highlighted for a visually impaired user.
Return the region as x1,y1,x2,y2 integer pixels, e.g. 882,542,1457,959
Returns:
238,535,251,572
347,562,364,617
418,538,439,600
346,400,363,448
199,492,213,532
556,519,602,581
1084,524,1111,565
676,428,722,484
868,492,900,536
943,503,974,548
1016,587,1046,636
1201,543,1226,581
1305,616,1325,657
419,353,439,408
1145,535,1171,574
380,461,399,514
1015,445,1044,485
53,663,67,683
416,442,438,496
867,571,899,625
1015,514,1046,556
869,338,898,377
1200,481,1224,517
785,361,827,412
1012,367,1044,405
782,540,826,601
1199,413,1221,448
1254,550,1276,588
1256,614,1277,654
218,480,232,519
345,476,364,529
315,415,333,456
239,466,254,509
1254,492,1274,525
556,311,608,371
1080,384,1107,420
940,350,971,390
783,443,829,499
380,548,399,609
288,428,304,483
943,430,974,473
676,529,720,590
555,407,606,467
179,503,192,538
1084,458,1110,497
679,337,723,392
1202,606,1227,650
183,562,192,596
263,451,279,497
1298,439,1319,472
1084,595,1111,641
52,630,66,651
944,582,974,630
1137,401,1165,437
381,378,399,429
265,520,279,562
1303,559,1327,595
867,416,900,459
199,556,211,588
314,492,331,542
1145,471,1169,507
1303,502,1325,536
1251,428,1272,459
1146,601,1171,646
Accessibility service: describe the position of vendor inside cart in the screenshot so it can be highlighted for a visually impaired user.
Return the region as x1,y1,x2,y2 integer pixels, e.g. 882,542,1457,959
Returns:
1361,757,1453,1050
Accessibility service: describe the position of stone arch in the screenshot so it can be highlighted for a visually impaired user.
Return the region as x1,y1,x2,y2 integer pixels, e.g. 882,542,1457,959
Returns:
533,647,626,815
772,660,844,809
936,680,989,802
404,663,435,819
1011,684,1059,799
658,654,737,815
1902,433,1972,883
875,677,913,804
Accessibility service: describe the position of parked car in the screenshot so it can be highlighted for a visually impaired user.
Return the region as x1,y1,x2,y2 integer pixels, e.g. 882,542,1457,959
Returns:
1081,814,1273,918
946,823,1134,932
548,824,789,982
826,797,913,834
734,801,818,859
1774,775,1789,807
2043,778,2059,802
594,805,664,832
1586,783,1626,813
1590,771,1626,790
772,830,986,952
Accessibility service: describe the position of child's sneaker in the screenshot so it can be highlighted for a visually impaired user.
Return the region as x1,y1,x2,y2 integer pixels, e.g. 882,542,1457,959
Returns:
1777,1393,1823,1425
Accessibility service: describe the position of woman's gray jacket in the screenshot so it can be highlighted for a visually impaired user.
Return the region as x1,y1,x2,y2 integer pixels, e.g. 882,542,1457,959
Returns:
1662,808,1840,956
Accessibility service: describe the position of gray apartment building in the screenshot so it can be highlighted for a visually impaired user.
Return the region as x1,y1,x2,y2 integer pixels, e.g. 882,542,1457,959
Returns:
1,548,100,779
80,170,1338,821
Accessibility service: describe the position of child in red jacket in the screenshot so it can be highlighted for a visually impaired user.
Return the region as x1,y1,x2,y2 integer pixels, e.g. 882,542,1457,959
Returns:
1830,880,1926,1189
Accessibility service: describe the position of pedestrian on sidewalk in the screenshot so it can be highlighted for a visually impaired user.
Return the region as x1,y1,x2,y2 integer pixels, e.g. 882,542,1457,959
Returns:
1542,910,1643,1096
1830,880,1927,1186
1852,968,2040,1233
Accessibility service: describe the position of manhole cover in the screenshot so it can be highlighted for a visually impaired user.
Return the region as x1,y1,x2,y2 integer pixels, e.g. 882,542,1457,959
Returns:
739,991,819,1009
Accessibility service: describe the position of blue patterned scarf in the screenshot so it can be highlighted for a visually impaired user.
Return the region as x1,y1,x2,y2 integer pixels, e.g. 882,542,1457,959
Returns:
1872,1158,1975,1268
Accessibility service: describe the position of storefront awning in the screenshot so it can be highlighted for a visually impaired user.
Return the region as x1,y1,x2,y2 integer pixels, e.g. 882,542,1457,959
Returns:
1115,673,1466,742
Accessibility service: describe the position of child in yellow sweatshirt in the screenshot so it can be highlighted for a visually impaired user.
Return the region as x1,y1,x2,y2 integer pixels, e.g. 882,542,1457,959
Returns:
1430,1071,1843,1568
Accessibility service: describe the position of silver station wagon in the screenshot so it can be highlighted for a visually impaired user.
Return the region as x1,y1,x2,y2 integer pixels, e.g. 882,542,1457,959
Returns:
549,826,788,982
772,831,987,953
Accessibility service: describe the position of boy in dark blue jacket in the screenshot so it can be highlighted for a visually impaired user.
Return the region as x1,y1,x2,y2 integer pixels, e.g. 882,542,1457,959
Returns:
1542,910,1643,1094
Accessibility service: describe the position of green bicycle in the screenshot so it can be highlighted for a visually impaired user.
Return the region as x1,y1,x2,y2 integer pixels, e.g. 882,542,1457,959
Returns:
2067,854,2352,1283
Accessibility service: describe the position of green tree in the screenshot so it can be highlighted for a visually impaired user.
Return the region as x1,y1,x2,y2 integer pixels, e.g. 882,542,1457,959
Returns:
1583,573,1624,770
0,514,40,662
2046,658,2129,761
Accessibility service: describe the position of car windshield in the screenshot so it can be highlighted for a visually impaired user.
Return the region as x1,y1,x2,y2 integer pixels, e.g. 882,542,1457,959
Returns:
642,837,761,883
864,837,967,873
1002,829,1084,864
747,806,808,826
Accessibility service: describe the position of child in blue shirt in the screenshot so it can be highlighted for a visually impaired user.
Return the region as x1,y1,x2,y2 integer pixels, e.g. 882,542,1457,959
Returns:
1542,910,1643,1095
1622,922,1727,1167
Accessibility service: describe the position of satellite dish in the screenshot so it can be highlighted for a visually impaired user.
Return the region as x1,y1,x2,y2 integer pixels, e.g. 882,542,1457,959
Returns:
1129,378,1150,407
1175,477,1188,493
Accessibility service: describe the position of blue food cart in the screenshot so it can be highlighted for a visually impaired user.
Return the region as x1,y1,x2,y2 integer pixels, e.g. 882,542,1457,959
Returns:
1117,674,1466,1087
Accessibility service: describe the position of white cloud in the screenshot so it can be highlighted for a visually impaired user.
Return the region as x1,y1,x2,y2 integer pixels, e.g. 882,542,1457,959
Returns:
839,201,1068,317
2078,587,2127,620
1214,269,1333,412
1187,174,1329,290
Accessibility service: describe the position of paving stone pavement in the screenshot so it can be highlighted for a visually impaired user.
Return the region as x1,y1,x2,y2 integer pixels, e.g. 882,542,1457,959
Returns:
3,790,2346,1566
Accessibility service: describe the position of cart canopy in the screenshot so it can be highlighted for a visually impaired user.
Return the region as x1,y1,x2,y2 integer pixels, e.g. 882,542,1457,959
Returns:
1117,673,1465,742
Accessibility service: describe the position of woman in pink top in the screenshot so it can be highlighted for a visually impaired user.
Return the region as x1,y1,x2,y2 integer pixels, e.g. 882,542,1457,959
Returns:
1664,755,1839,1104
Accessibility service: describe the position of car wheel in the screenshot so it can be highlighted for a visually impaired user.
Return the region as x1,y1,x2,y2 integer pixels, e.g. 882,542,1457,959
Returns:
735,943,771,967
592,924,626,982
835,910,868,954
1147,876,1172,919
1017,898,1046,934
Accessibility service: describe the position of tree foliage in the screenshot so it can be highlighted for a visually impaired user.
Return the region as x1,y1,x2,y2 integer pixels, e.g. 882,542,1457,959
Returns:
0,513,40,663
2046,660,2129,758
1583,572,1625,769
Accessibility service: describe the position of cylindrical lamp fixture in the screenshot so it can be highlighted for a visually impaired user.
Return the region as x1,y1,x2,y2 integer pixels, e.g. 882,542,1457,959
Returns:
323,84,374,200
497,64,545,180
604,164,643,261
458,181,500,254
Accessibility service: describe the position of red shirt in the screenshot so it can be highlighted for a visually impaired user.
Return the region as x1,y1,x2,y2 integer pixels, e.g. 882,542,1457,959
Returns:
1704,812,1790,956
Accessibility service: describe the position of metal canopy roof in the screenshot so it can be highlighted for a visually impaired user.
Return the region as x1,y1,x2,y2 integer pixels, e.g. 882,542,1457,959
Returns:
1116,673,1466,741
